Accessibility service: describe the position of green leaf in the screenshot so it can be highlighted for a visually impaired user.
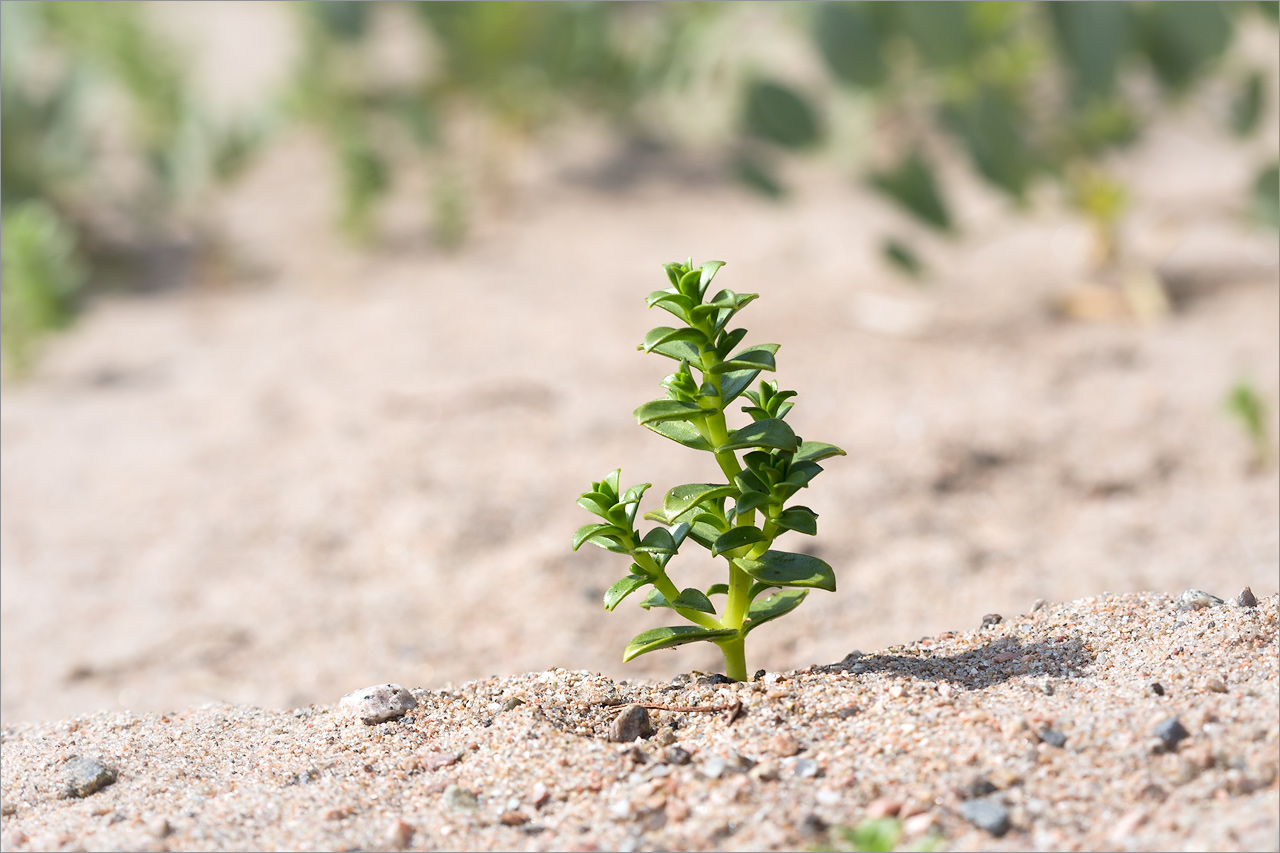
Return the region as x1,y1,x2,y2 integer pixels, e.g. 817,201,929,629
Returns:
698,261,726,297
735,491,774,516
572,522,617,551
743,79,821,150
634,399,703,425
687,519,725,549
622,626,739,662
673,587,716,614
869,150,953,232
774,506,818,535
642,419,714,452
1048,2,1132,102
1231,72,1265,137
577,493,614,518
639,588,669,610
663,483,737,518
706,583,729,597
637,527,677,555
721,418,798,453
646,290,695,324
738,550,836,591
712,525,769,557
648,338,703,363
715,328,748,359
604,574,651,612
882,238,925,278
1138,1,1232,92
601,469,622,499
662,262,686,288
640,326,708,354
814,2,887,88
619,482,651,505
743,589,808,635
719,367,766,406
795,441,847,464
710,347,777,374
942,87,1037,200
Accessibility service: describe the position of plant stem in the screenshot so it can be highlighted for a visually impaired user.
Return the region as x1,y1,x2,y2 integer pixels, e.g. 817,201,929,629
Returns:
717,635,748,682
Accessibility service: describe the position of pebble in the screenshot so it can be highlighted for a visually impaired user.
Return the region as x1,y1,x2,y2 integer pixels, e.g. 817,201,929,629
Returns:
416,750,459,771
608,704,653,743
792,758,821,778
769,732,801,757
1175,589,1225,611
958,798,1012,836
1040,729,1067,748
1150,682,1165,696
526,781,550,808
148,817,172,838
1152,716,1190,751
63,755,117,798
981,613,1004,628
443,785,478,810
865,797,902,818
1237,587,1258,608
700,756,728,779
386,819,414,849
339,683,417,724
902,812,939,837
664,746,692,766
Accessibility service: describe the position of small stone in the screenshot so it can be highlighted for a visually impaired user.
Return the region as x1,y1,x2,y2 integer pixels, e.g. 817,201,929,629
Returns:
1039,729,1067,748
1207,679,1228,694
63,755,117,798
1150,682,1165,696
1237,586,1258,608
148,817,172,839
902,813,938,837
608,799,634,819
836,705,861,719
1030,598,1046,612
387,819,415,849
652,725,676,746
749,761,780,782
865,797,902,818
960,775,998,799
609,705,653,743
527,781,550,808
500,697,526,712
769,732,801,757
0,802,15,817
981,613,1003,628
792,758,821,778
664,746,692,766
442,784,478,811
500,810,529,826
753,669,767,681
958,799,1011,836
1152,716,1190,751
1174,589,1224,612
815,789,842,806
416,750,459,771
701,756,728,779
340,683,417,724
1109,808,1148,844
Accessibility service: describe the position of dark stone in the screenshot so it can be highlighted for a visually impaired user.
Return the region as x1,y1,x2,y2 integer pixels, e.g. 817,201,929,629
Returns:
1040,729,1067,748
981,613,1003,629
753,669,767,682
958,799,1011,836
1237,586,1258,608
608,705,653,743
1150,682,1165,696
960,775,998,799
63,755,117,798
663,746,692,766
1153,716,1190,751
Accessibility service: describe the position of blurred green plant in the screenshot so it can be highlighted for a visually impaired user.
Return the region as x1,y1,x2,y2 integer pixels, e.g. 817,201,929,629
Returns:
815,817,944,853
1225,380,1274,470
1,202,85,377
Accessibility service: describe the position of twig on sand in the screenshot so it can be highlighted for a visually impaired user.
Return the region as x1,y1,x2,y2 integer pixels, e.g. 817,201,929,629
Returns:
606,699,744,725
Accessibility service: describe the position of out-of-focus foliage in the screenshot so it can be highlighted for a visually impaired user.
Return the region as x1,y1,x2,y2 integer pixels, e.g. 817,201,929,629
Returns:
1,202,85,377
1225,380,1274,470
1254,163,1280,229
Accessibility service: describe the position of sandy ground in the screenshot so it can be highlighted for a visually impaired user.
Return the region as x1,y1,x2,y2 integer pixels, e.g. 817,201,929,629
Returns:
2,592,1276,852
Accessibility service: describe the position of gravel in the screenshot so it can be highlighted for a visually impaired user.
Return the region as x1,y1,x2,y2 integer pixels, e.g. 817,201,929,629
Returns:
2,591,1276,851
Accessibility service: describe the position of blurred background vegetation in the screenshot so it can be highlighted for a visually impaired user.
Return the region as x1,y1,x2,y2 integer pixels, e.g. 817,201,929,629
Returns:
2,1,1277,376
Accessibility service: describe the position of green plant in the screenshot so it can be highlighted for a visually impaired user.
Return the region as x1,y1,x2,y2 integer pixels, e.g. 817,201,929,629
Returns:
1225,380,1273,469
1,202,85,378
820,818,944,853
572,259,845,681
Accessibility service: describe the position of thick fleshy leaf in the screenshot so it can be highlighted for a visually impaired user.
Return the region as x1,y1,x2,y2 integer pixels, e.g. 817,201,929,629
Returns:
601,469,622,498
677,268,703,299
743,589,808,635
743,79,821,150
706,583,729,597
687,519,725,550
721,418,798,453
646,290,695,324
572,522,618,551
639,588,669,610
719,368,765,406
715,327,748,359
634,399,703,425
619,482,651,505
697,261,726,297
662,262,685,288
648,339,702,363
604,574,651,612
577,492,613,518
774,506,818,535
673,587,716,614
709,348,776,375
637,526,677,555
642,419,713,451
737,550,836,591
623,626,739,662
663,483,737,518
795,441,846,464
735,491,774,516
711,525,769,557
640,326,708,354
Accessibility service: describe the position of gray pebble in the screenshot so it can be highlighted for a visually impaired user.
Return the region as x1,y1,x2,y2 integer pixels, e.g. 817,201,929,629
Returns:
664,746,692,766
1237,586,1258,608
442,784,478,811
608,704,653,743
1175,589,1225,612
792,758,821,778
340,683,417,724
959,799,1011,836
1153,716,1190,751
1040,729,1067,748
701,756,728,779
981,613,1004,628
63,755,117,798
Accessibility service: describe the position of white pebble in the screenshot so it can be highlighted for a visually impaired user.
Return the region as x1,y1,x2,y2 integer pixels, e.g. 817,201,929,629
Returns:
340,683,417,724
